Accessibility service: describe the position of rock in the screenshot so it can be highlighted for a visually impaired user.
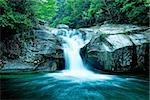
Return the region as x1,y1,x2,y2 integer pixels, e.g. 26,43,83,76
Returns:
1,24,149,73
1,61,35,72
21,29,63,67
57,24,69,29
98,24,147,34
51,62,57,71
18,25,93,72
1,38,21,59
84,24,149,72
34,29,55,40
36,60,57,72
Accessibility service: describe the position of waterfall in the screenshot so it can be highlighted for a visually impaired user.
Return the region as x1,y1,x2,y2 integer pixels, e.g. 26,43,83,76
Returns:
62,36,85,71
48,29,111,80
60,30,96,77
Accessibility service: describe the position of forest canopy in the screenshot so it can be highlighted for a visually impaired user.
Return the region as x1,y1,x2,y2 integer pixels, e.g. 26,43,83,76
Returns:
34,0,149,28
0,0,149,34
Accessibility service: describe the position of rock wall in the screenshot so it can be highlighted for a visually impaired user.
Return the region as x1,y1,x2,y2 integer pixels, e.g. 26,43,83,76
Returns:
0,24,91,72
83,24,149,72
0,24,149,73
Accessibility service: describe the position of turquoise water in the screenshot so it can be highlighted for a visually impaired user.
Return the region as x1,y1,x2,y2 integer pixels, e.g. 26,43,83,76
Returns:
1,73,149,100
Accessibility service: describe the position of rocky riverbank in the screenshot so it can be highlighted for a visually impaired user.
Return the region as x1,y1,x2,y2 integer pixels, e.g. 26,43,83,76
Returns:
0,24,149,73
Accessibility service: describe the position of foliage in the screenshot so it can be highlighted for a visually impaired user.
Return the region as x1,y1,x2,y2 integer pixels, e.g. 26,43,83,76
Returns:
112,0,149,25
0,0,35,35
46,0,149,28
0,0,149,31
33,0,57,21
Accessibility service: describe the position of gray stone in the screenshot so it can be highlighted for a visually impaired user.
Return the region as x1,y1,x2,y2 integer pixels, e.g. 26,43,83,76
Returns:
1,24,149,73
57,24,69,29
1,62,35,72
83,24,149,72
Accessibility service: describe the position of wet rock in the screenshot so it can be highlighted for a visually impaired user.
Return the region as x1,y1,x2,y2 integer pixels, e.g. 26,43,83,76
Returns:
51,62,57,71
1,39,21,59
1,61,35,72
1,24,149,73
21,29,63,68
57,24,69,29
0,24,87,72
83,24,149,72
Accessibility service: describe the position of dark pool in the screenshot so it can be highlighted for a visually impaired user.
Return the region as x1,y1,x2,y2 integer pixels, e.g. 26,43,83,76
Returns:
0,72,149,100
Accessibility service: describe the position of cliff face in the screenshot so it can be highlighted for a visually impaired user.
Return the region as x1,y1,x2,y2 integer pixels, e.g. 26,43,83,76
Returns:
0,24,149,73
82,24,149,72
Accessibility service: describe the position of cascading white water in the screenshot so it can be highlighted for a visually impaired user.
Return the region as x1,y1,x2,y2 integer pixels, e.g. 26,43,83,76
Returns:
48,29,111,80
62,36,85,71
60,30,98,77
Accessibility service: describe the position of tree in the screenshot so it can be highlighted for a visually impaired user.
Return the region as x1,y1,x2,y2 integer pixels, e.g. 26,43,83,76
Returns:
0,0,35,36
33,0,57,22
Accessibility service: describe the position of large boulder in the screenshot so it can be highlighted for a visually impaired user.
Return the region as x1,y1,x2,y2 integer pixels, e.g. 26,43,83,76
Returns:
19,28,64,72
82,24,149,72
